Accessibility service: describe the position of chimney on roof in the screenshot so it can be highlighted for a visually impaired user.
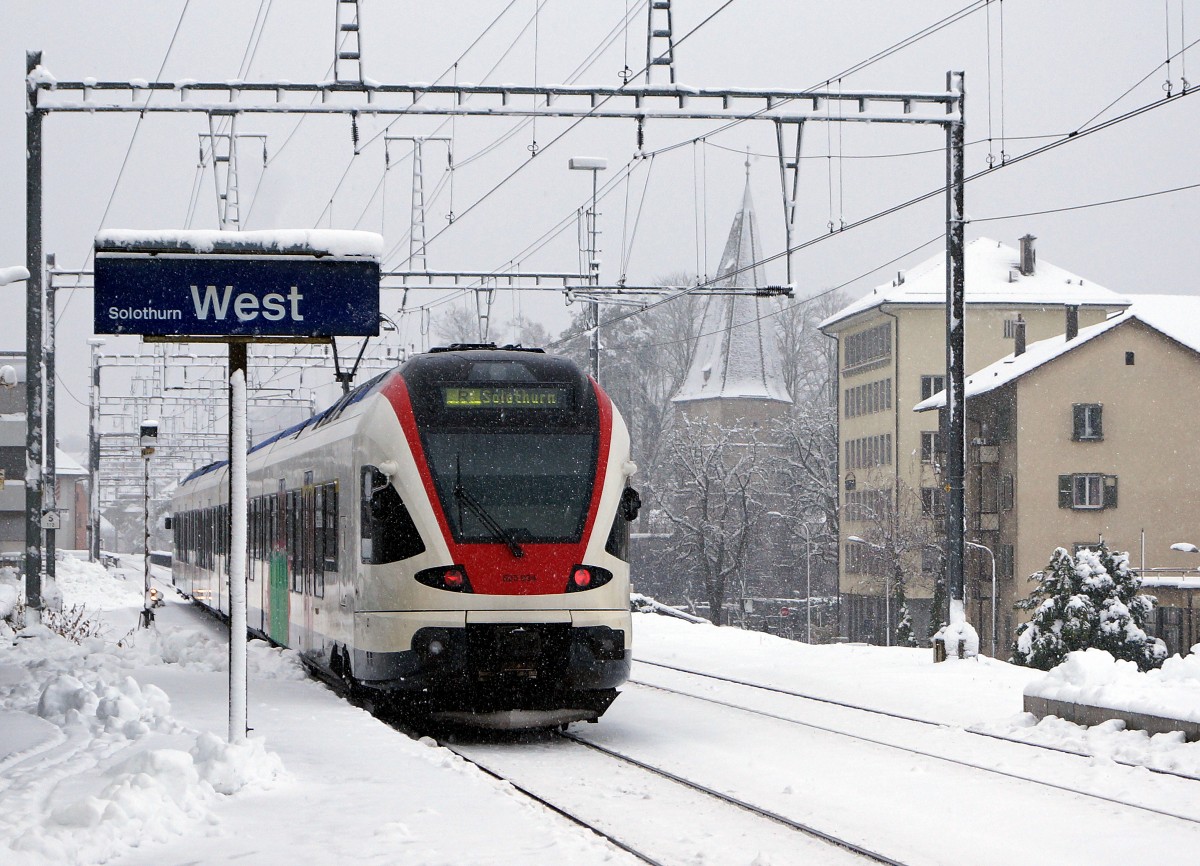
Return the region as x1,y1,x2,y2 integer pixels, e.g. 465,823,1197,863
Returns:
1014,314,1027,356
1019,234,1037,276
1065,305,1079,341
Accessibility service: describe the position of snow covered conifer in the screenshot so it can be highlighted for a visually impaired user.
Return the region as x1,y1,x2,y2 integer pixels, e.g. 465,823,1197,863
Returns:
1012,543,1166,671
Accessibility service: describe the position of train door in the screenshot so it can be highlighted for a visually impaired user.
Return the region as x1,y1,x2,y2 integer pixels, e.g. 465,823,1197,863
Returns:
301,471,316,655
268,480,289,645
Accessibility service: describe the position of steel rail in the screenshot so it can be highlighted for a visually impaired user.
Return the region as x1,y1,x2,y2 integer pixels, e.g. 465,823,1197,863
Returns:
635,659,1200,784
438,743,667,866
557,731,909,866
627,674,1200,825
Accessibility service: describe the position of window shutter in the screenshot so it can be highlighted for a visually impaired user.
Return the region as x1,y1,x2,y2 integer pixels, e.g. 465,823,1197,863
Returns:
1001,474,1015,511
1058,475,1072,508
1094,405,1103,440
1072,405,1085,441
1103,475,1118,509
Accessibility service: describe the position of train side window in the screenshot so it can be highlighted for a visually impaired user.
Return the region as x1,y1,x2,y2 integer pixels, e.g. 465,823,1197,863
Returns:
360,466,425,564
321,481,338,579
605,486,642,560
288,491,301,592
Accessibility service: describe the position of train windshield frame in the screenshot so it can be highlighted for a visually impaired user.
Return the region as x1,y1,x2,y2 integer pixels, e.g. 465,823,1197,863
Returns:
403,351,600,545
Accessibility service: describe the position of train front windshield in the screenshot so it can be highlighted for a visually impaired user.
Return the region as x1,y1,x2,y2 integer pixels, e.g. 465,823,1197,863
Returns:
405,353,600,545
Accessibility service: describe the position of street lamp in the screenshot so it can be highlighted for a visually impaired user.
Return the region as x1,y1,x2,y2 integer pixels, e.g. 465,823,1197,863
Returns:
965,540,997,659
797,514,826,644
569,156,607,382
847,535,893,647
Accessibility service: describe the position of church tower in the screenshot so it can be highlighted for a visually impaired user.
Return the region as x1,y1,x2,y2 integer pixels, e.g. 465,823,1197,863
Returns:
672,164,792,424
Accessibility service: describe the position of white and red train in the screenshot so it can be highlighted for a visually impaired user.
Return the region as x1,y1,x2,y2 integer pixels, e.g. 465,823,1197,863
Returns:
170,345,639,726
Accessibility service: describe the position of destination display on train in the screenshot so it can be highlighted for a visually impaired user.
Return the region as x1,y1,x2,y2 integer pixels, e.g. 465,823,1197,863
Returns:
442,386,570,409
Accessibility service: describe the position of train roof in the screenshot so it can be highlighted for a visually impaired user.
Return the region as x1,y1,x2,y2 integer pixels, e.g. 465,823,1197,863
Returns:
177,345,584,487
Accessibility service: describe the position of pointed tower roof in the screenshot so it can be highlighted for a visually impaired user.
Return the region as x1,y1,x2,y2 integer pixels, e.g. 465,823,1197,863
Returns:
673,165,791,406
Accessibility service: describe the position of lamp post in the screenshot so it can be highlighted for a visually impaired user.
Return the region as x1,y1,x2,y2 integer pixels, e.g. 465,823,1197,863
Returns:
139,420,158,628
965,540,997,658
569,156,606,382
797,514,826,643
848,535,892,647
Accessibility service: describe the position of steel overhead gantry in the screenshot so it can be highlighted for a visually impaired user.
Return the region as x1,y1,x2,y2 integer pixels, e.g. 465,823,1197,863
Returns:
25,55,968,643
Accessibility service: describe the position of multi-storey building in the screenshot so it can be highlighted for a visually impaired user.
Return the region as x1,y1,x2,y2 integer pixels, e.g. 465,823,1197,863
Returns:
916,295,1200,657
819,236,1130,644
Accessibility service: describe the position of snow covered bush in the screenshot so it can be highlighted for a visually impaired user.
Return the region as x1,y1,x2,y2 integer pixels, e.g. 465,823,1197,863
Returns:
894,581,917,647
1012,543,1167,672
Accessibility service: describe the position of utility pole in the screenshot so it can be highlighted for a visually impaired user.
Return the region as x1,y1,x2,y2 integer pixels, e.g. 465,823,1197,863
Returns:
385,135,452,273
943,71,968,636
25,50,45,620
44,253,57,586
570,157,606,382
87,338,105,561
201,121,267,230
645,0,678,84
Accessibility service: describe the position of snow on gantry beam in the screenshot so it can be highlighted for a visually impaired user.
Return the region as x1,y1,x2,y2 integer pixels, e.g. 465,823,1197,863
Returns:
0,266,31,286
94,229,383,260
30,74,961,125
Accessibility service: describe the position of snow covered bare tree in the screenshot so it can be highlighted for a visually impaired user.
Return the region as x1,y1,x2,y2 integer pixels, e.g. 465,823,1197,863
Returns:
656,416,770,624
1012,543,1167,671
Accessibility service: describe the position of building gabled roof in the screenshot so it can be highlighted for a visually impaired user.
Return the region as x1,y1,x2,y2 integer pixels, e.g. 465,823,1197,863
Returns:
673,173,791,405
913,294,1200,411
820,238,1131,332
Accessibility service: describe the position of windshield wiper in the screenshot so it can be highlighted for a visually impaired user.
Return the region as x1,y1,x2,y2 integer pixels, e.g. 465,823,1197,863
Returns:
454,457,523,557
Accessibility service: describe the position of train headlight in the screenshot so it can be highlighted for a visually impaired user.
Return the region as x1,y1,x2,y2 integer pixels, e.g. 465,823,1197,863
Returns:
565,564,614,593
414,565,473,593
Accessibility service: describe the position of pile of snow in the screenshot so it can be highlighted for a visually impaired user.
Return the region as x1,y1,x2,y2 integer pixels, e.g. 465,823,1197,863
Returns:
1,571,287,865
95,228,383,259
0,265,30,286
1025,646,1200,723
54,555,143,611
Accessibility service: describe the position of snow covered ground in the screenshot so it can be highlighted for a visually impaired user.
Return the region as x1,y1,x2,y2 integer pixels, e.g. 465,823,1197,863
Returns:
2,556,1198,865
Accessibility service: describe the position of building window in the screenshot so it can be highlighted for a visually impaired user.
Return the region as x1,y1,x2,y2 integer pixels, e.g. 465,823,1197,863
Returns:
1125,351,1135,366
844,378,892,418
845,488,890,522
921,486,945,518
845,434,893,470
920,374,946,401
1072,404,1103,441
1058,474,1118,510
1000,474,1014,511
844,324,892,374
1003,317,1020,338
999,544,1014,579
920,431,942,464
921,547,941,574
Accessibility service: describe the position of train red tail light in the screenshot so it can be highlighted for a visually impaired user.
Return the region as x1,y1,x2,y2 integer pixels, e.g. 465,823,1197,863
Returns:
415,565,473,593
565,565,614,593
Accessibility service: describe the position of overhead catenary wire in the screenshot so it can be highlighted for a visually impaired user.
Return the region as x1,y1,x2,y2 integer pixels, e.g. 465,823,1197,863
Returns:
376,0,650,268
547,81,1200,350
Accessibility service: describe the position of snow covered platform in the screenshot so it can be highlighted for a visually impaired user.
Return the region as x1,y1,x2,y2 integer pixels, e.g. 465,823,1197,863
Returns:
1023,647,1200,741
1024,696,1200,742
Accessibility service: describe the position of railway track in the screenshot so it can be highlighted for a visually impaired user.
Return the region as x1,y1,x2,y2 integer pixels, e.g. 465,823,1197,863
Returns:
440,732,910,866
630,660,1200,826
634,658,1200,784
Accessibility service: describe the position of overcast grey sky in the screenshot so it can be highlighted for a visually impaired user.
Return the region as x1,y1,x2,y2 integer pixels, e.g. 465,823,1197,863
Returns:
4,1,1199,436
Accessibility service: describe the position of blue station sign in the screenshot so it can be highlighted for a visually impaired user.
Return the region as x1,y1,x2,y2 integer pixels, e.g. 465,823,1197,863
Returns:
94,251,380,338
